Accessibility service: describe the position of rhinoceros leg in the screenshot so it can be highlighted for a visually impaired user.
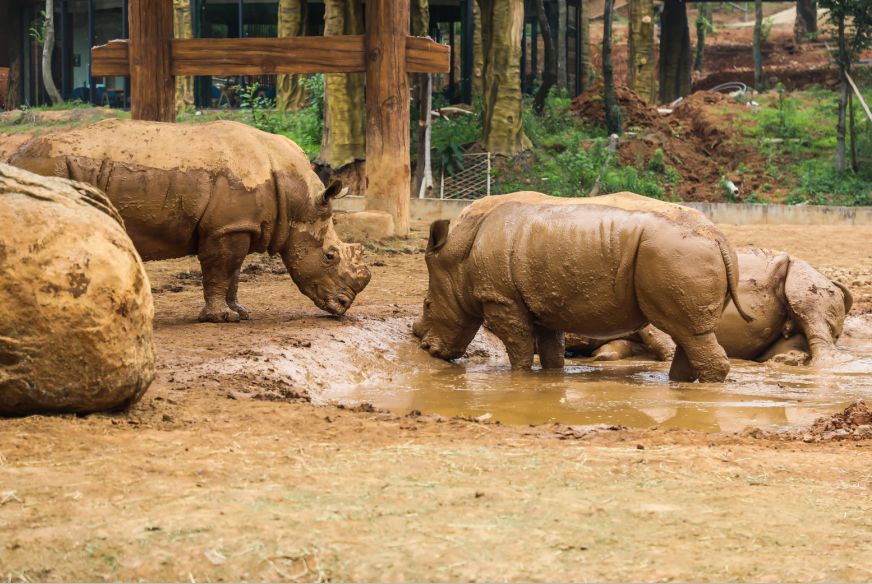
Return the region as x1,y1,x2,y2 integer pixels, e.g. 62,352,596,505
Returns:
668,346,695,381
225,269,250,320
482,302,536,369
592,339,641,361
197,232,252,323
668,332,730,382
535,326,565,369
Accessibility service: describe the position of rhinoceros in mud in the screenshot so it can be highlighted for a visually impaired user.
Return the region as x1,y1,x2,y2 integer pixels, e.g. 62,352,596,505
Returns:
0,164,154,415
10,119,371,322
415,192,752,382
568,247,853,366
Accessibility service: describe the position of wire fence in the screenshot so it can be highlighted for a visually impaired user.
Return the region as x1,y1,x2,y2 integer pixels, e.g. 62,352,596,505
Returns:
437,152,492,200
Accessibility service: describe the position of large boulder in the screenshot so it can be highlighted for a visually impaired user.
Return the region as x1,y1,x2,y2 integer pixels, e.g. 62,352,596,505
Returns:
0,164,155,415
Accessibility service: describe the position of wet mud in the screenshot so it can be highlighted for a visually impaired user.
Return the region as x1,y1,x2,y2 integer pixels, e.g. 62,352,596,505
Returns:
2,222,872,582
141,222,872,434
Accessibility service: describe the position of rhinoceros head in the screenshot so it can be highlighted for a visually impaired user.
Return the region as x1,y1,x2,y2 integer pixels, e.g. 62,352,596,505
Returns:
283,181,371,315
416,219,483,360
784,258,853,365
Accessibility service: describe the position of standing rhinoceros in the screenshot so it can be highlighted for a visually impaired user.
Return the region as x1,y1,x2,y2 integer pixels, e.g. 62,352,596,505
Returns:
570,247,853,366
416,192,752,382
10,119,371,322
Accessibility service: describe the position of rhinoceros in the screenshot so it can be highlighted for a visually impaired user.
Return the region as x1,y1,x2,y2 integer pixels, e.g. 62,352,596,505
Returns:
568,247,853,366
10,119,371,322
1,164,154,415
415,192,752,382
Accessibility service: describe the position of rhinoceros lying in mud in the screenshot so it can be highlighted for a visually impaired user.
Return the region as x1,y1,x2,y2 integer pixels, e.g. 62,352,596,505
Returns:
414,192,752,382
568,247,853,366
0,164,154,415
10,119,371,322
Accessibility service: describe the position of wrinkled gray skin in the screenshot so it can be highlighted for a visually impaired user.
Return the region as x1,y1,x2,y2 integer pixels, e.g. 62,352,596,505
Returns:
10,120,372,322
573,248,853,366
415,193,752,382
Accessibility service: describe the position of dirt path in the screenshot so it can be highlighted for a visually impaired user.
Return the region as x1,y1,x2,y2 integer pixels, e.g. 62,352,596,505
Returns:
2,223,872,582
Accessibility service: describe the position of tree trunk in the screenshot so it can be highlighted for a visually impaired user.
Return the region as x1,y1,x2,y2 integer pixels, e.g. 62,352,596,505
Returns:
580,0,593,91
693,3,710,73
364,0,411,236
628,0,655,101
414,74,433,198
835,75,848,172
794,0,817,43
472,0,484,99
658,0,691,104
5,5,22,110
476,0,531,155
557,0,567,90
42,0,63,105
173,0,194,115
318,0,365,169
277,0,308,112
602,0,621,135
412,0,433,198
848,91,857,172
753,0,764,92
534,0,556,113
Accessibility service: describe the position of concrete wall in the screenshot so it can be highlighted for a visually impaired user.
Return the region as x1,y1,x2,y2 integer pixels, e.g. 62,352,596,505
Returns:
334,196,872,226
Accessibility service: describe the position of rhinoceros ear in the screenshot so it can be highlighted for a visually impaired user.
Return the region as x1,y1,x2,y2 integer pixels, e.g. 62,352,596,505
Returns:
318,180,346,206
427,219,451,254
834,281,853,314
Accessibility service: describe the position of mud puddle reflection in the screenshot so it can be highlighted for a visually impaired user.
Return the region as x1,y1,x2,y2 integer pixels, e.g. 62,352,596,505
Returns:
314,321,872,432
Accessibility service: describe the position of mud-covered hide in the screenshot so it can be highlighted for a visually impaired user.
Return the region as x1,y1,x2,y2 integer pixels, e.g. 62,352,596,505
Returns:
0,164,155,415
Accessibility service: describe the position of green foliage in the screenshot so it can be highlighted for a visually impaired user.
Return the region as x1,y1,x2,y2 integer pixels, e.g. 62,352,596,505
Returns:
760,16,774,43
435,142,465,176
29,11,47,45
648,148,666,173
818,0,872,70
431,113,482,152
744,192,770,204
603,166,665,199
786,159,872,205
221,78,324,158
23,99,92,112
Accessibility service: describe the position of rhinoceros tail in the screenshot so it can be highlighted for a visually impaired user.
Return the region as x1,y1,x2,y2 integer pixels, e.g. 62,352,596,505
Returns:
717,239,754,323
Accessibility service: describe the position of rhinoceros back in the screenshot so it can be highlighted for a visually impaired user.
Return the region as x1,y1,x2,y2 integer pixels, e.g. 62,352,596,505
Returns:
10,119,323,260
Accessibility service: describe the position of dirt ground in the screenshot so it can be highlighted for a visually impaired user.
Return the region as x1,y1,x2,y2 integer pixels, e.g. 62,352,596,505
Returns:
2,222,872,582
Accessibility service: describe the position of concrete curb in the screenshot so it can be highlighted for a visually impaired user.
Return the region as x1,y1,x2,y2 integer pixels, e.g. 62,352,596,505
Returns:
334,196,872,226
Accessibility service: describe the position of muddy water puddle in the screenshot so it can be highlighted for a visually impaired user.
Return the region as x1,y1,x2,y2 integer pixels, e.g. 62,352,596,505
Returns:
308,321,872,432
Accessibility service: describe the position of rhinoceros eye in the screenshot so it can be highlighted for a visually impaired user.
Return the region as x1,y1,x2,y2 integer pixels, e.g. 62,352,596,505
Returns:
325,248,338,262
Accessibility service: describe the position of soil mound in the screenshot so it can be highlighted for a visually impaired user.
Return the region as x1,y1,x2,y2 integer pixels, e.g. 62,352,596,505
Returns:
672,92,737,151
573,86,767,202
571,84,670,133
802,400,872,442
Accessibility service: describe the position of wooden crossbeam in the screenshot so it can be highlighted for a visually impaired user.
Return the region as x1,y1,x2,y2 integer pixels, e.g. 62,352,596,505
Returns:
92,36,450,77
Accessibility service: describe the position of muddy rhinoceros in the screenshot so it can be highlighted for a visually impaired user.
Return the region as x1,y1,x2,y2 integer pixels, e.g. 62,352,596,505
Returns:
570,247,853,366
10,119,371,322
0,164,154,415
415,191,752,382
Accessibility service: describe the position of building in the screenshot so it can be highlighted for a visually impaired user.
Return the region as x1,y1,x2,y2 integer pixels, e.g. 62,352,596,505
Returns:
1,0,591,110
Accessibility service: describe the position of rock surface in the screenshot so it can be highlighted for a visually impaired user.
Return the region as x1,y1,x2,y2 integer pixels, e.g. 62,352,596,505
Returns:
0,164,155,415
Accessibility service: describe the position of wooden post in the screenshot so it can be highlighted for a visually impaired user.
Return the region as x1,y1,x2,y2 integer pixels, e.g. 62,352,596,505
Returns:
365,0,411,236
128,0,174,121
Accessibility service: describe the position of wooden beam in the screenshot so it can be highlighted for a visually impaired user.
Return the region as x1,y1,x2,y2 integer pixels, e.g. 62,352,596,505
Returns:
127,0,174,121
365,0,411,237
92,36,450,77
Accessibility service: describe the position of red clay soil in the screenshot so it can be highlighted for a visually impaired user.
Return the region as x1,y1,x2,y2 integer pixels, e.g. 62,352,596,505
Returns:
572,85,769,202
693,30,840,91
590,18,842,96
